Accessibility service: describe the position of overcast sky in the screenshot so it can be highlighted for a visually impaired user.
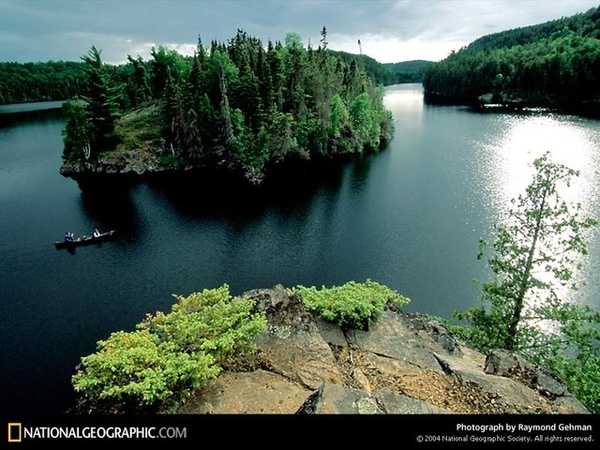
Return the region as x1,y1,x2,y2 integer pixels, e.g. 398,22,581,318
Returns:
1,0,598,65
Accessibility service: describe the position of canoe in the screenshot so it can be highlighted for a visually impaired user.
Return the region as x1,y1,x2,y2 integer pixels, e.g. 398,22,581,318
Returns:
55,230,116,249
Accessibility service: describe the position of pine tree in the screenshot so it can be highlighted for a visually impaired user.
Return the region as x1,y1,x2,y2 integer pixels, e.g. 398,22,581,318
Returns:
62,99,92,161
79,46,121,158
126,55,151,107
320,26,328,50
162,68,185,157
217,63,235,162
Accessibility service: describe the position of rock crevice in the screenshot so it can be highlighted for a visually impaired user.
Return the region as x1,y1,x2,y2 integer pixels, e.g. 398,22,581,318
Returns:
176,285,589,415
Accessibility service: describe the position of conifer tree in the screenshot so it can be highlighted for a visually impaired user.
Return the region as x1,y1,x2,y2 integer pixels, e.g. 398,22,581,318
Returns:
80,45,121,158
62,99,92,161
162,68,185,156
320,26,328,50
126,54,151,107
217,64,235,161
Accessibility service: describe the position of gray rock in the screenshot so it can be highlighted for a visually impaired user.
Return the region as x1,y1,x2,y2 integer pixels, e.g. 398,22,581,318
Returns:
537,372,569,397
374,389,454,414
174,286,590,415
245,285,343,389
406,311,462,356
296,383,384,414
348,308,443,372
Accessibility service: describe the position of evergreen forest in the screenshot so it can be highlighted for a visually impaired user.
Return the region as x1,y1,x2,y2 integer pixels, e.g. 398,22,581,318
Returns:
60,29,398,183
0,60,86,105
0,49,427,106
423,6,600,110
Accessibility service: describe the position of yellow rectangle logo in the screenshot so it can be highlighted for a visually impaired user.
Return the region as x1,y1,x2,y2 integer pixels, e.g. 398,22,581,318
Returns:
8,423,22,443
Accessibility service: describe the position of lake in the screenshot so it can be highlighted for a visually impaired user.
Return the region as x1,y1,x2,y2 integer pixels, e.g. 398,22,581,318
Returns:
1,85,599,414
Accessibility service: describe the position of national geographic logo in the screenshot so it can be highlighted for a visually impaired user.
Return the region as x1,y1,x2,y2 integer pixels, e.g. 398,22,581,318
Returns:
4,422,187,442
8,423,22,442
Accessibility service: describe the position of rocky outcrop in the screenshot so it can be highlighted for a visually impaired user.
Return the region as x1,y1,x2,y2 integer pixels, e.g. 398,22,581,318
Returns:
176,285,589,415
59,148,171,177
177,286,589,414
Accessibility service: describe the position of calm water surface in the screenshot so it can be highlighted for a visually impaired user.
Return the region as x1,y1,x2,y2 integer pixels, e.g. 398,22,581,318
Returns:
1,87,599,414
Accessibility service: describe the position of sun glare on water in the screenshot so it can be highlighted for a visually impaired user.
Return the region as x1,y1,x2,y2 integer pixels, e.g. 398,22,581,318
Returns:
482,112,600,311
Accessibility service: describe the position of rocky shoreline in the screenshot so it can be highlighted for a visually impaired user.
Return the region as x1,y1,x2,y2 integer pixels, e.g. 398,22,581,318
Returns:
59,148,177,178
424,90,600,116
169,285,589,415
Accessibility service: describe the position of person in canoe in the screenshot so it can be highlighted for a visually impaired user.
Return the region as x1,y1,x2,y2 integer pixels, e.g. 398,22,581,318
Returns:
64,231,74,243
93,229,101,238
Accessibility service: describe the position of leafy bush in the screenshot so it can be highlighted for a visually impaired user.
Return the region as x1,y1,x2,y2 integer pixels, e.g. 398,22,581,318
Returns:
297,279,410,330
71,329,219,407
139,284,268,363
72,285,267,409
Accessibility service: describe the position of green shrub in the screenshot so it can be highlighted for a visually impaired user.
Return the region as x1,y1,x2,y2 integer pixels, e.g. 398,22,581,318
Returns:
139,284,268,363
71,329,219,406
297,279,410,330
72,284,267,409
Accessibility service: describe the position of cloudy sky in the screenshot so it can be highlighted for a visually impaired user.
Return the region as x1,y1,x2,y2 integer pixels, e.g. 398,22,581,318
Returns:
1,0,598,65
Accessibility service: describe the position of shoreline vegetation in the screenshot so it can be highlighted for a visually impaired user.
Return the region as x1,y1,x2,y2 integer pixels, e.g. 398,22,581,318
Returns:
2,10,599,416
4,6,599,182
59,29,402,184
422,6,600,116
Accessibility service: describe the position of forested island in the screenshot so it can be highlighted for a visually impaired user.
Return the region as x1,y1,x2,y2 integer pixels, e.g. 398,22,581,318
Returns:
423,6,600,113
58,29,406,184
0,50,427,106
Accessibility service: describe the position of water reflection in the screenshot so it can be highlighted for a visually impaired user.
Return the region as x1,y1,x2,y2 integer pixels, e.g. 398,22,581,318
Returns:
0,106,64,129
476,110,600,309
141,157,351,222
78,177,142,243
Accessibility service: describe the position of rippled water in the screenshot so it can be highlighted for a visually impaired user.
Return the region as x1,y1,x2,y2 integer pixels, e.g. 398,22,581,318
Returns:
1,85,599,413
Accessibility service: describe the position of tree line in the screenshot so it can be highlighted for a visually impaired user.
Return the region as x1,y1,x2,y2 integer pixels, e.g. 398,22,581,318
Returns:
423,6,600,109
0,44,429,107
0,60,86,104
62,29,396,183
328,50,430,85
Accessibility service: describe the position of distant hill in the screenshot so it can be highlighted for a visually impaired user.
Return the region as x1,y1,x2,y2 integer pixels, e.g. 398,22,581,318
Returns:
384,60,432,83
422,6,600,113
462,7,600,53
0,61,86,104
328,50,432,85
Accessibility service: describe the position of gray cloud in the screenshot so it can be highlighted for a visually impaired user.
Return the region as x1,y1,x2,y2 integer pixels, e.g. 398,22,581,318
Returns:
0,0,597,64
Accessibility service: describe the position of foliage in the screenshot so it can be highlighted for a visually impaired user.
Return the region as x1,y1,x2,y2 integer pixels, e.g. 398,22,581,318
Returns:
125,55,152,107
382,60,433,83
71,329,219,407
139,285,268,363
535,304,600,413
57,29,396,183
423,6,600,108
0,48,427,107
72,285,267,410
0,60,86,104
328,50,431,85
297,280,410,330
61,100,91,161
65,45,122,160
453,152,599,413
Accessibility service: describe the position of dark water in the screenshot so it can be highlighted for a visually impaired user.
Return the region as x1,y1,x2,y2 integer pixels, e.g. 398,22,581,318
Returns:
1,87,599,414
